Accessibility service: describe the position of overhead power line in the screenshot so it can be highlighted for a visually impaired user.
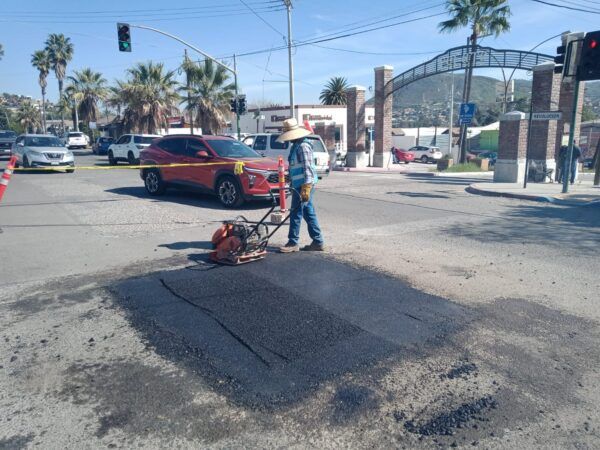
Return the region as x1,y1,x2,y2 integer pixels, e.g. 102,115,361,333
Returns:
528,0,600,13
238,0,286,37
1,1,280,15
0,6,286,23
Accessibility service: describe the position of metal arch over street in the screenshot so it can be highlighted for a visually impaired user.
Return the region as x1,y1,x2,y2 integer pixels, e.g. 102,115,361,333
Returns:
385,45,554,96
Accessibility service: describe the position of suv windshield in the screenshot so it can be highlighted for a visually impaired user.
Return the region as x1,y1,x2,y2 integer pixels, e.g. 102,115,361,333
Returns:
69,132,84,137
207,139,260,158
25,136,64,147
99,137,113,143
134,135,158,145
0,131,17,139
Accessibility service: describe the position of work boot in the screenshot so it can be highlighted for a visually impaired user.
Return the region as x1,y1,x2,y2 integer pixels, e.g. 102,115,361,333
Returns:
301,241,326,252
279,242,299,253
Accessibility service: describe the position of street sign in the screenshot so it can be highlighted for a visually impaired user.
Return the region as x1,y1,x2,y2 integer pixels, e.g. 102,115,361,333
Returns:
459,103,476,125
531,111,562,121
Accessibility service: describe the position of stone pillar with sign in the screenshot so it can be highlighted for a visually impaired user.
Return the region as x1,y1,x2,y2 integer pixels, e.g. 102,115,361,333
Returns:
494,111,529,183
345,85,367,168
374,66,393,168
529,62,562,175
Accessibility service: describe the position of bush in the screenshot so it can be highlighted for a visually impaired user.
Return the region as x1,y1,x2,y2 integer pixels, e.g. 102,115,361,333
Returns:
441,162,483,173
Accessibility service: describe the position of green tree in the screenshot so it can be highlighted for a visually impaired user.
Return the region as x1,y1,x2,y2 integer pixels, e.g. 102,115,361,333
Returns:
31,50,51,132
181,59,235,135
319,77,349,105
439,0,511,161
16,101,41,133
119,61,179,134
45,33,74,130
67,68,108,132
582,104,597,122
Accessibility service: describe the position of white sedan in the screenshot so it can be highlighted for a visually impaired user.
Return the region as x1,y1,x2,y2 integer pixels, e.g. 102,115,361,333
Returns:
409,145,443,163
108,134,161,165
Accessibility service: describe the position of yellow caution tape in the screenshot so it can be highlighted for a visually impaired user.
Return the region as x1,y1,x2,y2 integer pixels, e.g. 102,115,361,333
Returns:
11,160,267,172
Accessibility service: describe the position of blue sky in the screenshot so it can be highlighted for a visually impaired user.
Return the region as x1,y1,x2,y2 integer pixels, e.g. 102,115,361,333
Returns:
0,0,598,106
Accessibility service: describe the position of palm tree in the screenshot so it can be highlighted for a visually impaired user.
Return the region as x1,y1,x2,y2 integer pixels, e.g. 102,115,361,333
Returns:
31,50,51,133
67,68,108,134
439,0,510,161
16,101,41,133
0,43,4,60
319,77,349,105
45,33,74,131
120,61,179,134
181,59,235,135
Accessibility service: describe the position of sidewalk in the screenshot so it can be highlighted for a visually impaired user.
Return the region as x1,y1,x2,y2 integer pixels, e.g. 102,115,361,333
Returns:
467,180,600,206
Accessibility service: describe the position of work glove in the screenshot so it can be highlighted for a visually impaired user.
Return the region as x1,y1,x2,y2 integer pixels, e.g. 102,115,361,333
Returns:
300,183,312,202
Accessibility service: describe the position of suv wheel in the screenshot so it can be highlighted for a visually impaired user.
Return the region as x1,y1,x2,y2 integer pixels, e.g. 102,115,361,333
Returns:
421,155,429,163
23,155,31,168
128,151,138,165
144,169,166,196
108,151,117,165
217,176,244,208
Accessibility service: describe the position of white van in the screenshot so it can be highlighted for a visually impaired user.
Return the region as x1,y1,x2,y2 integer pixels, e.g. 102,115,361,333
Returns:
242,133,330,178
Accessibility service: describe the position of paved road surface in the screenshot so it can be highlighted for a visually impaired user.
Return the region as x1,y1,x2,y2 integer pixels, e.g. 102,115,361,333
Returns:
1,152,599,448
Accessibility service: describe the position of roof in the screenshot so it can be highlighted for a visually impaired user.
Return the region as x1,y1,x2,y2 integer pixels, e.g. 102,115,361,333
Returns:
161,134,234,140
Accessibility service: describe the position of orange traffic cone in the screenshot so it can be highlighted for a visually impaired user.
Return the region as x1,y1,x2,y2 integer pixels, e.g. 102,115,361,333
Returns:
0,155,17,203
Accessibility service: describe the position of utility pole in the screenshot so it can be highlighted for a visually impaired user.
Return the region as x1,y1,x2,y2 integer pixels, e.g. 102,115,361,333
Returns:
184,49,194,135
284,0,295,119
448,69,455,156
233,54,241,140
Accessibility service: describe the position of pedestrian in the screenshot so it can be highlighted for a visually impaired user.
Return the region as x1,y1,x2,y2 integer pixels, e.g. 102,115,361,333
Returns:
557,145,568,183
569,140,582,185
277,118,325,253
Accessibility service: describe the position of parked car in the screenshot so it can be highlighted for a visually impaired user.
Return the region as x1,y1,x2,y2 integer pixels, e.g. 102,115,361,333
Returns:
476,151,498,166
0,130,17,157
12,134,75,172
409,145,443,163
63,131,88,149
391,147,415,164
242,133,330,178
108,134,161,165
139,135,285,207
92,136,114,155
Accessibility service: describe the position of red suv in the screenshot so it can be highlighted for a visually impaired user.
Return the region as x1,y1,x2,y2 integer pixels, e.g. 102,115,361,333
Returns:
140,135,285,207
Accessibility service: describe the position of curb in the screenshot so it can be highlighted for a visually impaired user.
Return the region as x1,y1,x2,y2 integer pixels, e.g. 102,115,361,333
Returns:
466,185,600,206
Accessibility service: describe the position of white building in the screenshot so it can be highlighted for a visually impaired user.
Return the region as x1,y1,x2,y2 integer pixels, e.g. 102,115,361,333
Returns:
230,104,375,152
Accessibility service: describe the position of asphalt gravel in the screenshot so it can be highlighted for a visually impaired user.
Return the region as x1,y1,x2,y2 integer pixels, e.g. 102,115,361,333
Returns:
1,153,599,448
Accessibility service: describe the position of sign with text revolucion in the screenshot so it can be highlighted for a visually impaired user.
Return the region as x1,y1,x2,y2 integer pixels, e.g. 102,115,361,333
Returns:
532,111,562,121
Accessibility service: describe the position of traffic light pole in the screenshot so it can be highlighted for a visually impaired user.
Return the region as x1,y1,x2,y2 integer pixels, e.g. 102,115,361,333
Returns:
129,24,240,136
562,78,581,194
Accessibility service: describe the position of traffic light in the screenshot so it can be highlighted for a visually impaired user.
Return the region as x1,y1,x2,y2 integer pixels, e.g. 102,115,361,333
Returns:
577,30,600,81
554,44,567,74
117,23,132,52
229,98,238,113
238,96,247,114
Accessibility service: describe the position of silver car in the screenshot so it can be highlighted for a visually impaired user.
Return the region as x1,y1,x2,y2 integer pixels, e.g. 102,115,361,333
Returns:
12,134,75,172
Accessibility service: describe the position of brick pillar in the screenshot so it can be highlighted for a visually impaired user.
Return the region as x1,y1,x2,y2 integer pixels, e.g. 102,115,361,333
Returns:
556,78,586,157
345,85,367,168
374,66,393,167
494,111,528,183
529,63,561,174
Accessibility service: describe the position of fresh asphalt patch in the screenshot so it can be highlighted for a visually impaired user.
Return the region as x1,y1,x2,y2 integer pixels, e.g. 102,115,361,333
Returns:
112,253,471,409
3,254,600,446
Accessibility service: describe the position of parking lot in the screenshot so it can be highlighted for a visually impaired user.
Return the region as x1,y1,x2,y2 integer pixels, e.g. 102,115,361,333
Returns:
1,151,600,448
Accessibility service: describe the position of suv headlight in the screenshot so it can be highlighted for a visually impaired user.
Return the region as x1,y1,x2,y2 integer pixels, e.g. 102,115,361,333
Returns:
244,167,270,176
28,150,43,157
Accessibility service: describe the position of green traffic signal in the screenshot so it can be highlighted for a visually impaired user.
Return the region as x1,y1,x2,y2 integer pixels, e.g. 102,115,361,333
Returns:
117,23,132,53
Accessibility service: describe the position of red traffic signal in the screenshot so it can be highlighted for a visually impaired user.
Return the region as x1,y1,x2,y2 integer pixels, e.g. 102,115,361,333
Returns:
577,30,600,81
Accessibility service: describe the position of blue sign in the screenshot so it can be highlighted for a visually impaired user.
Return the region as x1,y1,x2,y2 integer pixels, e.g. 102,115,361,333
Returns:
459,103,476,125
